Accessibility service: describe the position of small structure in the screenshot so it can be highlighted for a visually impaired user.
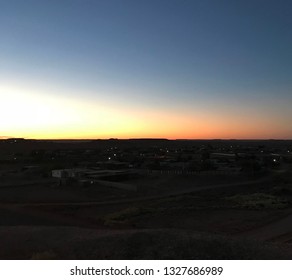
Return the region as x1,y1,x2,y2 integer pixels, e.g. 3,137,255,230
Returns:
51,168,87,179
51,168,87,186
51,168,138,191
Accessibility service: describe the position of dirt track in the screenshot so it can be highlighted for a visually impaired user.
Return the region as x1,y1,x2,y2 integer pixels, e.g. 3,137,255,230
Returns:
240,211,292,242
0,175,272,208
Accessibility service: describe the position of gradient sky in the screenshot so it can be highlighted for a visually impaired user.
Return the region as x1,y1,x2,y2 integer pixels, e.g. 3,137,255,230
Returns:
1,0,292,139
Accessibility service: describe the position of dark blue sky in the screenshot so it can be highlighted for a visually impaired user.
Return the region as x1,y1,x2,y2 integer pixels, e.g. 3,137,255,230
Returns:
1,0,292,139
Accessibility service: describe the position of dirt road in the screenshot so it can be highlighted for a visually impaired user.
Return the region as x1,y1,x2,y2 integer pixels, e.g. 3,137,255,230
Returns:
0,175,271,208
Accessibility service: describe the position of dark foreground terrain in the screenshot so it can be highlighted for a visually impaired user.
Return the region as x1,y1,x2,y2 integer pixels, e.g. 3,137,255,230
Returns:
0,138,292,259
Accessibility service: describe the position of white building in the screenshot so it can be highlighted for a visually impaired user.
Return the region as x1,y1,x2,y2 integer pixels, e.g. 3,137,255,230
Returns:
51,168,87,178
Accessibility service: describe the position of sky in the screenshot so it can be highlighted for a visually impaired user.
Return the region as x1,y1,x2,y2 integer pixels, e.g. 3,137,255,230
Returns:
1,0,292,139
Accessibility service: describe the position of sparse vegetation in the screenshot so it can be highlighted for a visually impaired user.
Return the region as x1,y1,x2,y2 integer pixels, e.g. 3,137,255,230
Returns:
113,231,287,259
226,193,289,209
104,207,156,225
31,250,58,260
60,230,290,259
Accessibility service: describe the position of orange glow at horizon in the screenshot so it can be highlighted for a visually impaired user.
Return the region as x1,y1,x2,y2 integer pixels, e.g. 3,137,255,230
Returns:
1,84,291,140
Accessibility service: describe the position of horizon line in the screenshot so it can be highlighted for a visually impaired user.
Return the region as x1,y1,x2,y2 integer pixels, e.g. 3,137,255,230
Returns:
1,137,292,141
